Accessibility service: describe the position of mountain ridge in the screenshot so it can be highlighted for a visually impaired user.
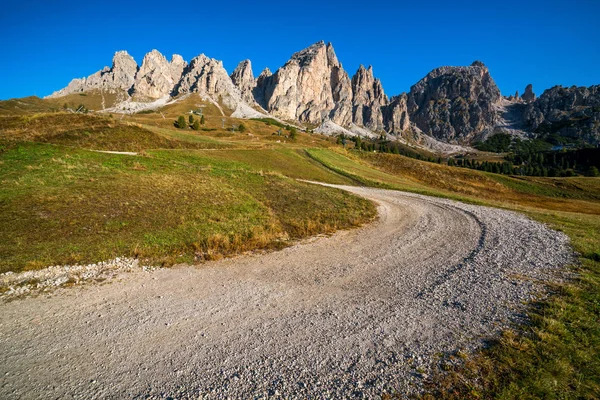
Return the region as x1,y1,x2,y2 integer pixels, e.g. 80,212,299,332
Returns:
46,42,600,147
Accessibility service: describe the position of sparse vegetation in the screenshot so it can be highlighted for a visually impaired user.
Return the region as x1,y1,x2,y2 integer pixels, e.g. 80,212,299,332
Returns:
175,115,187,129
250,117,286,129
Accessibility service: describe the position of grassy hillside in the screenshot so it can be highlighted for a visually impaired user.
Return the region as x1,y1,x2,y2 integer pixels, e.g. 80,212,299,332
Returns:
0,111,373,273
0,96,57,115
0,141,373,273
308,149,600,215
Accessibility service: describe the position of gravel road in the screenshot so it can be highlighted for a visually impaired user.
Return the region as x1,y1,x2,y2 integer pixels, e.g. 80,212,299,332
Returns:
0,185,573,399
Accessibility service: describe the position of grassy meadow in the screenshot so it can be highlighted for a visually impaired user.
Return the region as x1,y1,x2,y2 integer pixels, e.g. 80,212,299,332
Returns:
1,94,599,398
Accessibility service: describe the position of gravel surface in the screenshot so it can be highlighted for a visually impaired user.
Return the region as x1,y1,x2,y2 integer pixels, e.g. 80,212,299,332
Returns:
0,258,155,301
0,185,574,399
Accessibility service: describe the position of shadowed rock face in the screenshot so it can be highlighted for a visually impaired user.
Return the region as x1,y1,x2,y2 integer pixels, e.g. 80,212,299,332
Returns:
253,68,272,110
407,61,502,144
524,85,600,144
384,94,410,134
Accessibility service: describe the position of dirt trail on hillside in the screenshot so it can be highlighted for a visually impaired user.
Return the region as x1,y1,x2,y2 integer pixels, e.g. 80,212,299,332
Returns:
0,185,573,399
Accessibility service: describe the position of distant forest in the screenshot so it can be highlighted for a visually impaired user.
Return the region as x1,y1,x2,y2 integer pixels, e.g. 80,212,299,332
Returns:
345,133,600,177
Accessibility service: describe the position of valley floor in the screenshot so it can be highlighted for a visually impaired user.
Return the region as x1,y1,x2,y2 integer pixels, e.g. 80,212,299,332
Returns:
0,185,573,398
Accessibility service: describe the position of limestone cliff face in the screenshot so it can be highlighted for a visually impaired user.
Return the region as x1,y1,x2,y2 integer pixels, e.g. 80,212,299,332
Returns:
133,50,186,99
351,65,388,131
328,45,354,127
45,43,599,147
252,68,272,110
230,60,256,104
175,54,241,109
383,94,410,133
47,51,138,98
524,85,600,144
407,61,501,143
255,41,353,125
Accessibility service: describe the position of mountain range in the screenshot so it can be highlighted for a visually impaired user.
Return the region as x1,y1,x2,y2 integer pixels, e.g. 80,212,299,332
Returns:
47,41,600,148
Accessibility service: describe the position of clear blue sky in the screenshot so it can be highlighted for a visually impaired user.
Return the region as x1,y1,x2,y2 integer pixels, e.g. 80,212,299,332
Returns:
1,0,598,100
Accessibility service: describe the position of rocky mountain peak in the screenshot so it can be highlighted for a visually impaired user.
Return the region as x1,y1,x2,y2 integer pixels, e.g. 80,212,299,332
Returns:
175,53,241,109
407,62,501,143
45,41,598,148
351,64,388,131
109,51,138,91
521,84,536,103
230,60,256,103
325,42,340,67
258,67,272,79
133,50,186,99
231,60,254,86
290,41,327,67
46,50,139,99
256,41,352,125
523,85,600,145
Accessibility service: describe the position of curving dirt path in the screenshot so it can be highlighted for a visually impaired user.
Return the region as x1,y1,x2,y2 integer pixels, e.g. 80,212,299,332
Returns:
0,185,573,399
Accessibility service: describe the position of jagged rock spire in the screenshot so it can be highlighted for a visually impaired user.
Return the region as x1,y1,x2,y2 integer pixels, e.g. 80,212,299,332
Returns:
132,50,186,99
230,60,256,103
351,65,388,131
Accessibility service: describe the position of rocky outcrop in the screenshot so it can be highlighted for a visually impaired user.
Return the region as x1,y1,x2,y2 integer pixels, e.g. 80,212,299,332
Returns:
47,51,138,98
253,68,272,110
351,65,388,131
328,45,354,127
383,93,410,133
133,50,186,99
524,85,600,144
255,41,352,125
45,43,599,147
521,84,535,103
407,61,501,143
230,60,256,104
175,54,241,109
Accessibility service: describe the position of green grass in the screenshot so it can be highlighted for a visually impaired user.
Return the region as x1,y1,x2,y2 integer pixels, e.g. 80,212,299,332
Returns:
421,212,600,399
489,174,600,201
306,148,426,189
0,113,206,152
0,141,375,273
192,148,353,184
250,117,289,129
